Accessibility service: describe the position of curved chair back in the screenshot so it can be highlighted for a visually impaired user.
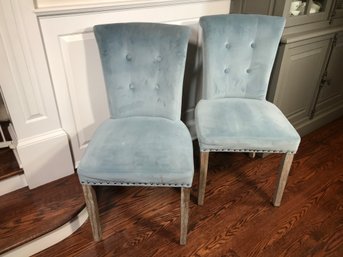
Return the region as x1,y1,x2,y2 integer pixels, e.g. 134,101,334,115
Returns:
200,14,285,100
94,23,190,120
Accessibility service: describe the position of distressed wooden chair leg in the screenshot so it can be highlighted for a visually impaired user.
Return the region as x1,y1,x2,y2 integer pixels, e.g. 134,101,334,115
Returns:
198,151,209,205
249,152,256,158
273,153,294,207
180,187,190,245
82,185,102,241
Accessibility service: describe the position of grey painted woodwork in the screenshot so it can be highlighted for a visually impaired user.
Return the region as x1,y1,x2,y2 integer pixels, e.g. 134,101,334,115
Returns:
332,0,343,25
315,32,343,115
231,0,343,136
231,0,335,33
268,35,332,134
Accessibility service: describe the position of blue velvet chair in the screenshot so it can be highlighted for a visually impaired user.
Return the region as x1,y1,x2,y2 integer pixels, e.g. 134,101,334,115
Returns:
77,23,193,245
196,14,301,206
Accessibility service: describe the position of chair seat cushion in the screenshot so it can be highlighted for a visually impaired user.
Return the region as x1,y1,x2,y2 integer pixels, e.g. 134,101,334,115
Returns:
78,117,194,187
195,98,300,153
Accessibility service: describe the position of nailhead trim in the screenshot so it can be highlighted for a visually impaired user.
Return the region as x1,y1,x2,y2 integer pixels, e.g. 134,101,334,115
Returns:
201,148,295,154
80,181,191,187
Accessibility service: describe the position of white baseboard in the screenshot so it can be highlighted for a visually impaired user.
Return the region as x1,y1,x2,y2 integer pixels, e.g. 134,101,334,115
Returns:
17,129,74,189
3,207,88,257
0,174,28,196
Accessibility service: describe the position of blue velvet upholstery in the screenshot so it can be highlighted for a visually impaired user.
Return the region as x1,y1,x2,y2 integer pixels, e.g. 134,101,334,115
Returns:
77,23,193,188
196,14,301,153
93,23,190,120
78,117,193,187
201,14,285,100
196,99,300,152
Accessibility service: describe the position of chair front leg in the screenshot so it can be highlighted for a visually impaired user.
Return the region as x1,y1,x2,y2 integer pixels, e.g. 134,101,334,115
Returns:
272,153,294,207
198,151,209,205
82,185,102,241
180,187,190,245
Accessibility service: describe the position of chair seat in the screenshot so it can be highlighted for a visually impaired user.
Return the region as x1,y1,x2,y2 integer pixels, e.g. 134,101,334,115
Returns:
195,98,301,153
78,117,194,187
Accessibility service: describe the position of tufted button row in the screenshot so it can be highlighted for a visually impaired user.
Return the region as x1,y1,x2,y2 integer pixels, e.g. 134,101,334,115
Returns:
125,53,163,63
223,67,252,74
128,83,162,90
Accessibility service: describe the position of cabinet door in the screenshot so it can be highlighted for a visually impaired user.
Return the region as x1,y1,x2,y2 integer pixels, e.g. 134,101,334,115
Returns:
271,38,331,129
315,33,343,114
331,0,343,24
274,0,334,27
230,0,275,15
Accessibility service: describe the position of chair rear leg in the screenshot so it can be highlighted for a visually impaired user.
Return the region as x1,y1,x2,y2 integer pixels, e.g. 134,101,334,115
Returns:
198,151,209,205
82,185,102,241
180,187,190,245
272,153,294,207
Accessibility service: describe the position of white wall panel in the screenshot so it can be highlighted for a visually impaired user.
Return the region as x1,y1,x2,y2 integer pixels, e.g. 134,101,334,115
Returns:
38,0,230,165
60,33,110,150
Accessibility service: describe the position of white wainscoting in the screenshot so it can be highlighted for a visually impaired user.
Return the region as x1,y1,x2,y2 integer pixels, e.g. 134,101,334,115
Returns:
0,0,74,189
37,0,230,166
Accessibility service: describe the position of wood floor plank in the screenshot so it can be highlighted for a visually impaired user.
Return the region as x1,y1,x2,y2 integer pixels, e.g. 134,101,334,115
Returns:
0,147,22,181
0,174,85,254
34,117,343,257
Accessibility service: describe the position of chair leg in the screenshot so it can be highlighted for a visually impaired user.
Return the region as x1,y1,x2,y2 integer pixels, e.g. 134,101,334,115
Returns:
180,187,190,245
198,151,209,205
82,185,102,241
272,153,294,207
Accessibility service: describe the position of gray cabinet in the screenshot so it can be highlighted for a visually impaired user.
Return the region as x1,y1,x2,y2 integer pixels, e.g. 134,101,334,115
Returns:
315,32,343,115
268,35,332,134
231,0,334,33
231,0,343,135
331,0,343,25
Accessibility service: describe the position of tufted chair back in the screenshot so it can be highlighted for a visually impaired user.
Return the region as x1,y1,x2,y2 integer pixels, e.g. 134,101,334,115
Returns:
200,14,285,100
94,23,190,121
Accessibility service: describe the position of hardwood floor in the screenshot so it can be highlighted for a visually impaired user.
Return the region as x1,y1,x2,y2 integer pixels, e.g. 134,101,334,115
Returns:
0,147,22,181
30,117,343,257
0,175,84,254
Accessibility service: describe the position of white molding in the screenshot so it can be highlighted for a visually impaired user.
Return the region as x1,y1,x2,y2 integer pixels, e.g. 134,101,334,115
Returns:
0,174,28,196
2,207,88,257
35,0,229,16
0,0,75,188
16,129,74,189
0,1,46,123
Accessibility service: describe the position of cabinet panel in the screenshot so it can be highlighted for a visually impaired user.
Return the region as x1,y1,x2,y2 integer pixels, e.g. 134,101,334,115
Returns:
316,33,343,113
230,0,275,15
272,39,331,128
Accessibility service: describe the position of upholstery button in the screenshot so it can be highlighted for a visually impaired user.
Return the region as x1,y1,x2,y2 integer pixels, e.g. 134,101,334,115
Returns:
126,54,132,61
224,68,230,74
155,83,160,90
225,42,230,49
250,42,256,48
155,56,162,62
246,69,251,73
129,83,135,89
